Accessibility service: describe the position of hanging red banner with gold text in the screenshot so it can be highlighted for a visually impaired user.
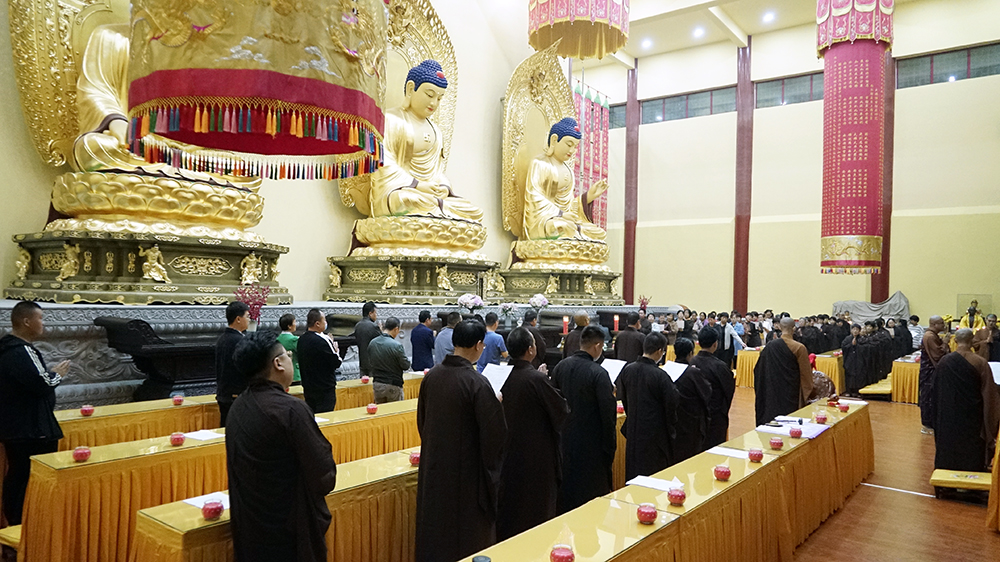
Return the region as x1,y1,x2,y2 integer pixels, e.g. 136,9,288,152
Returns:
817,0,893,274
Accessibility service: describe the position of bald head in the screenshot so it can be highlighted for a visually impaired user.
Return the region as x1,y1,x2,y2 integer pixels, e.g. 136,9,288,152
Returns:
929,315,944,332
954,328,975,346
573,310,589,327
779,317,796,332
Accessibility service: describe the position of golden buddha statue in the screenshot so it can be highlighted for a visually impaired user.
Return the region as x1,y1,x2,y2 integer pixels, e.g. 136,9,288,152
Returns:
523,117,608,242
368,60,482,222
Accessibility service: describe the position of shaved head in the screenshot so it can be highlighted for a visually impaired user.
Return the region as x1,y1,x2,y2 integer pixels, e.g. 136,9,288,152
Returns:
779,317,796,332
929,315,945,332
573,310,589,327
954,328,974,345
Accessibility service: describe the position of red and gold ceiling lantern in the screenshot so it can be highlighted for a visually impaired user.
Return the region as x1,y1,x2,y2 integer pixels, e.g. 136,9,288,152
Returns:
817,0,893,274
126,0,388,181
528,0,630,60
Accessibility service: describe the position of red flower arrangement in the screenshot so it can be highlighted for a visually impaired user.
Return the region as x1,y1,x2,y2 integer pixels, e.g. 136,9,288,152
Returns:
233,283,270,322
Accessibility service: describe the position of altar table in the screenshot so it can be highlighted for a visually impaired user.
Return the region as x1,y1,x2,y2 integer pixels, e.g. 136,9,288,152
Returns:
736,350,844,393
890,359,920,404
128,448,420,562
19,400,420,562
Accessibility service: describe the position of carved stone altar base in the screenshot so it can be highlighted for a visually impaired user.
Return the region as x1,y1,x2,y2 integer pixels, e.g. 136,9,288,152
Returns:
6,229,291,305
489,266,623,306
325,254,497,305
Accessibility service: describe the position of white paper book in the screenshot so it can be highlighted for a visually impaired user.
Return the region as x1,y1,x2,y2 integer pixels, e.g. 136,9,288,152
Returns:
706,446,750,460
662,361,687,382
601,359,627,384
990,362,1000,385
626,475,684,492
756,423,829,439
481,364,514,396
182,491,230,510
774,416,811,424
837,398,869,405
183,430,226,441
314,416,329,423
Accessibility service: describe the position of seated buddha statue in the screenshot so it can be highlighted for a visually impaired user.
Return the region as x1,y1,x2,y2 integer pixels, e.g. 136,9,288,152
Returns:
523,117,607,242
368,60,483,223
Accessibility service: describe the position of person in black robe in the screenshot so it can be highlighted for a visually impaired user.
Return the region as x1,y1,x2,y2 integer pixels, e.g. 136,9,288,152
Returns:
892,319,912,359
216,301,249,427
690,327,736,447
920,316,950,434
297,309,343,413
670,337,712,463
522,309,550,370
745,312,762,348
755,318,814,425
415,320,507,562
561,311,589,359
226,331,338,562
933,329,1000,472
496,328,569,541
614,311,646,363
873,319,893,379
617,332,678,481
820,316,839,352
550,326,617,514
841,324,865,396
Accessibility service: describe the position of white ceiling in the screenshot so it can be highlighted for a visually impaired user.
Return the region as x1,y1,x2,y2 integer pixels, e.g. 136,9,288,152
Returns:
578,0,918,68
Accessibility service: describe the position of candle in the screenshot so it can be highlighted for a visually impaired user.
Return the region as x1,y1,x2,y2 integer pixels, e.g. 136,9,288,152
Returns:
562,316,569,334
613,314,619,331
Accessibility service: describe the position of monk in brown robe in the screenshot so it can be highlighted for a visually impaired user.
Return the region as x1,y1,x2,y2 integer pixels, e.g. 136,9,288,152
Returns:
550,325,617,513
561,310,590,359
754,317,814,425
617,332,679,480
920,316,951,434
933,329,1000,472
415,320,507,562
974,314,1000,362
226,332,337,562
614,311,646,363
496,328,569,541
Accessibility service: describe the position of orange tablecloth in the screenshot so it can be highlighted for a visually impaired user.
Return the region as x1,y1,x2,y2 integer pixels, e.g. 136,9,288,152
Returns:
814,353,845,394
890,359,920,404
988,438,1000,532
128,448,420,562
735,349,760,387
20,400,420,562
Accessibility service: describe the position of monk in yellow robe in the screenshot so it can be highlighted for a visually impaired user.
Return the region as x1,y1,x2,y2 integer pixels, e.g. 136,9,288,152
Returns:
523,117,607,242
368,60,482,222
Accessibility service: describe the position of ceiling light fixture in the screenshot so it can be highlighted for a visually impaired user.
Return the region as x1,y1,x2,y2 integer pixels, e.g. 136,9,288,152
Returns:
642,38,653,49
693,27,705,39
763,12,776,24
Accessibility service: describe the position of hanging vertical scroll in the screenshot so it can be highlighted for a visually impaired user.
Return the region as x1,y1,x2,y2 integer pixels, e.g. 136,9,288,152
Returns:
817,0,893,274
574,81,609,229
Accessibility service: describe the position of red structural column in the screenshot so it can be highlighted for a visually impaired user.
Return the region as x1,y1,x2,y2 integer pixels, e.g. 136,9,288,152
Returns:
733,38,753,313
871,51,895,303
623,59,638,304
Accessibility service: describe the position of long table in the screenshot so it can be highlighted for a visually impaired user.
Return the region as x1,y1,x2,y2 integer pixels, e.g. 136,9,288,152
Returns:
735,349,846,394
128,448,421,562
465,400,874,561
890,359,920,404
54,374,424,451
19,399,421,562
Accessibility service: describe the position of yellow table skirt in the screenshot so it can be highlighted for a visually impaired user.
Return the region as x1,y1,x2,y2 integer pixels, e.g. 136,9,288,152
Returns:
890,360,920,404
614,409,626,491
664,344,701,364
814,354,845,394
20,400,420,562
988,439,1000,532
129,449,420,562
735,349,760,388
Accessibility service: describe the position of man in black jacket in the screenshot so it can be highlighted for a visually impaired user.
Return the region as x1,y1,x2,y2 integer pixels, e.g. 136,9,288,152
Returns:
353,301,381,378
0,301,70,525
614,311,646,364
216,301,250,427
298,309,343,413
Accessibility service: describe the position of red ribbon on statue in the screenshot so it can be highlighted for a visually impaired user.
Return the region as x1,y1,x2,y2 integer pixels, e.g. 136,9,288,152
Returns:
817,0,893,274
